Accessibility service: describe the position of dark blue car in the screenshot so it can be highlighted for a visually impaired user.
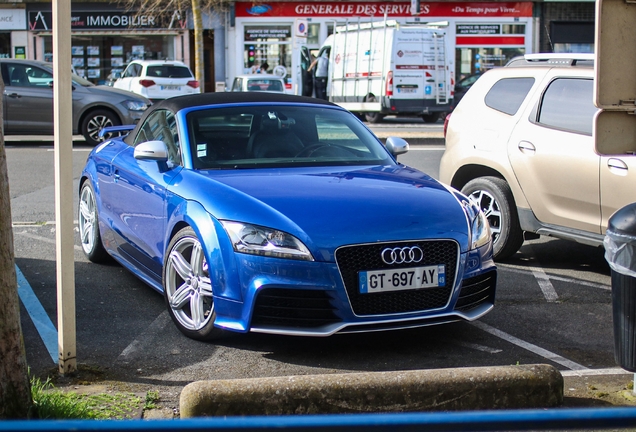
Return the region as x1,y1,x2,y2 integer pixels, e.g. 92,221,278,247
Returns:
78,92,496,341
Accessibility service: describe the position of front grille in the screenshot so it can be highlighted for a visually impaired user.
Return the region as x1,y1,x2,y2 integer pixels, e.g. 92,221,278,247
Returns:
455,271,497,312
335,241,458,316
251,288,341,328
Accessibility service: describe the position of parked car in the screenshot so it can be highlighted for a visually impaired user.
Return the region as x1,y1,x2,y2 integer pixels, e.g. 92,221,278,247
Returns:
0,59,150,146
113,60,200,101
79,92,496,341
230,74,286,93
439,53,633,260
453,73,481,107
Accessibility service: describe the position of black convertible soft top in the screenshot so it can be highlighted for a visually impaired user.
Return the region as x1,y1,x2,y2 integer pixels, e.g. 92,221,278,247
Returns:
152,91,336,112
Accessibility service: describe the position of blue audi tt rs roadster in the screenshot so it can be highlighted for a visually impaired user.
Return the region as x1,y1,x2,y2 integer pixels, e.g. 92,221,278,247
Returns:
79,92,496,341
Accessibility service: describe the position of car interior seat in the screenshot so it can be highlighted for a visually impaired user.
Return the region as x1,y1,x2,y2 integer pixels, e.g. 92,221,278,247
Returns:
10,68,30,86
248,84,262,91
247,113,303,158
267,82,283,91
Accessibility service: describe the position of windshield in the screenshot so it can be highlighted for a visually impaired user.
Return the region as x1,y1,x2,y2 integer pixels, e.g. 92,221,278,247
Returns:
187,105,394,169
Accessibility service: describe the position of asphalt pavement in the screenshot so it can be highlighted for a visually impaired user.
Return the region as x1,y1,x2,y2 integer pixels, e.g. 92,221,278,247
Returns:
7,124,636,420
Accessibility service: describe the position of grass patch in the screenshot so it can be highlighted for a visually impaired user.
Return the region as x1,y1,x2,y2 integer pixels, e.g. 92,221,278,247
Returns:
31,376,144,420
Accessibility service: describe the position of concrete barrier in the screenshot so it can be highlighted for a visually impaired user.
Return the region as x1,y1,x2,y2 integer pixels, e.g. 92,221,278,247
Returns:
180,364,563,417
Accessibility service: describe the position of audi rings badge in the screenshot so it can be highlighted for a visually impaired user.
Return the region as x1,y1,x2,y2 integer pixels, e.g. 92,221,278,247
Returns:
381,246,424,265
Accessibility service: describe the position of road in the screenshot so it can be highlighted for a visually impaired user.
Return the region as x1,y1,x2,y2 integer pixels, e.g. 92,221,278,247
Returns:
4,134,618,412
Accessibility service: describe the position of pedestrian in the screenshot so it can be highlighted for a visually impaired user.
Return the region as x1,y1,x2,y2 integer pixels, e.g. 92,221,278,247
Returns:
308,51,329,100
258,62,269,74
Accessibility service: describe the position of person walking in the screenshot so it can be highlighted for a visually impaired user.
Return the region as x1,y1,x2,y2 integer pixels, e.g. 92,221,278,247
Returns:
308,51,329,100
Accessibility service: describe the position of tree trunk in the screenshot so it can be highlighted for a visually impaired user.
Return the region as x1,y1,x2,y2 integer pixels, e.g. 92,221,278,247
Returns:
0,76,33,419
192,0,205,92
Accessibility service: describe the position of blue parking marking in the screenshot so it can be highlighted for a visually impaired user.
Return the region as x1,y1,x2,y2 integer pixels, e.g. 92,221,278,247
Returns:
16,265,57,364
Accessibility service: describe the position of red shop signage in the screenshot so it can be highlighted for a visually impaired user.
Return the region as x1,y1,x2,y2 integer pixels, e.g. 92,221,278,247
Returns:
235,2,533,18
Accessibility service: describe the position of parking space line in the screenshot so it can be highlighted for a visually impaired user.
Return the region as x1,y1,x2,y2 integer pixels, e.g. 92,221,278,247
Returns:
530,265,559,302
499,266,610,291
16,265,57,364
117,311,171,362
14,230,83,252
471,321,588,371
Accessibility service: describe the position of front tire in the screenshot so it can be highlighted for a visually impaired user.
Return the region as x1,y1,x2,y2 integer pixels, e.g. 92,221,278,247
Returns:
461,177,524,260
78,181,109,263
163,227,223,341
81,109,121,146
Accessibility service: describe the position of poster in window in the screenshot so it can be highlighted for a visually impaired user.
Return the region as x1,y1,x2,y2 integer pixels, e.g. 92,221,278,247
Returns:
72,57,85,67
71,46,84,56
132,45,145,59
87,58,100,67
88,69,101,79
111,57,124,67
111,46,123,56
87,46,100,56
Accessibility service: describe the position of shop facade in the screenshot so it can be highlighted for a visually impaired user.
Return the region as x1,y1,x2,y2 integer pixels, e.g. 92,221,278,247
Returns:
0,8,27,60
227,1,535,94
26,4,191,85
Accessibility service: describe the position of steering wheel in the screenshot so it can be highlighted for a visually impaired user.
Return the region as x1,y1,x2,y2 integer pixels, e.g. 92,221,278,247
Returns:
273,65,287,78
296,144,331,157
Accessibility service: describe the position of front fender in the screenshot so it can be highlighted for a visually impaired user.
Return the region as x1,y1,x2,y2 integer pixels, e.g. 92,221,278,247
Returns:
164,196,242,303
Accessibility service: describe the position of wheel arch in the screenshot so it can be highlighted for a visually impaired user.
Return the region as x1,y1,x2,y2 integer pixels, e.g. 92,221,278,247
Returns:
449,164,529,210
77,105,123,132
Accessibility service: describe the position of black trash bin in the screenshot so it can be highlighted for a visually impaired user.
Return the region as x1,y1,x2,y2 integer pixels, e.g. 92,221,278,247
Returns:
605,203,636,372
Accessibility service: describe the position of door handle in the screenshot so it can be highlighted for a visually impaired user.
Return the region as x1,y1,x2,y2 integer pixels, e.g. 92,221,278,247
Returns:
607,158,628,176
114,170,120,182
518,140,536,154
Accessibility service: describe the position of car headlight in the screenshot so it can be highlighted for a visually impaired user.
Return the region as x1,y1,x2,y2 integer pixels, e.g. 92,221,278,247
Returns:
462,199,492,250
123,100,149,111
221,221,314,261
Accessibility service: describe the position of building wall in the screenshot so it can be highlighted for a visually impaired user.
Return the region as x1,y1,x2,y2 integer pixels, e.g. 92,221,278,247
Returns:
539,2,595,52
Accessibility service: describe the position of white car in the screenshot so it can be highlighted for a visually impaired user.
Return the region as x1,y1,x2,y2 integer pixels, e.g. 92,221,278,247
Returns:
230,74,287,93
113,60,200,101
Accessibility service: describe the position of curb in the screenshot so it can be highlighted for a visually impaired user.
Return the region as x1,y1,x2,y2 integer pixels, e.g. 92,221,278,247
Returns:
179,364,563,418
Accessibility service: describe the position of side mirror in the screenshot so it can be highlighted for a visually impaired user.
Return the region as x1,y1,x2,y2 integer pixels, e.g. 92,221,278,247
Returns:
134,140,169,161
384,136,409,157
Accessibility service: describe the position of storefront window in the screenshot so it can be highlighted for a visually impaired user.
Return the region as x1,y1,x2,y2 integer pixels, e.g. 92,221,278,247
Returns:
456,47,525,80
44,34,175,84
0,33,10,58
243,25,292,77
307,23,321,45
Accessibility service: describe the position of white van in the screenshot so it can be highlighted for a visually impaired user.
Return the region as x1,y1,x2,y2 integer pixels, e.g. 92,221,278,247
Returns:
316,21,454,123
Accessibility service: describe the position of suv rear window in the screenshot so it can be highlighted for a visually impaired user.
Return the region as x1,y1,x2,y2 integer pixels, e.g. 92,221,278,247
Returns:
485,77,535,115
146,65,193,78
536,78,597,135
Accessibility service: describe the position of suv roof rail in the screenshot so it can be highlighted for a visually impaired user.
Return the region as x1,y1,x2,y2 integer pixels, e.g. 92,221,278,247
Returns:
506,53,594,67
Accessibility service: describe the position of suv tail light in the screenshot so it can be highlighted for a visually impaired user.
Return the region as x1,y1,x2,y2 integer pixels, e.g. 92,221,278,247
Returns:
385,71,393,97
443,113,451,138
187,80,200,89
139,79,155,88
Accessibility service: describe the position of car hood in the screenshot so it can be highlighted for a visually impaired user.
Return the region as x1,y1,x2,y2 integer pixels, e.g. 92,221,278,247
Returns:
176,165,470,260
85,85,151,102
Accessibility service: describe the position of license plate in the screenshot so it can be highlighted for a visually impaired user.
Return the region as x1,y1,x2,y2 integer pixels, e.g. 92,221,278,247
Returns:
161,85,181,90
359,265,445,294
397,88,417,93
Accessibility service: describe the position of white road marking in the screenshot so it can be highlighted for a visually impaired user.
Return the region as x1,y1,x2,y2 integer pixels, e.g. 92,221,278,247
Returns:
15,230,83,252
500,266,610,291
454,340,503,354
471,321,588,371
561,368,631,377
530,265,559,302
117,311,171,361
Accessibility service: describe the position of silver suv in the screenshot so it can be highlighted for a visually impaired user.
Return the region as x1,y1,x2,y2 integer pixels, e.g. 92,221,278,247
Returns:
440,54,636,260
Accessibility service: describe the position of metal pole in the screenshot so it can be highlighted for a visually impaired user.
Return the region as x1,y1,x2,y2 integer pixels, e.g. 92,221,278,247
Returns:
53,0,77,375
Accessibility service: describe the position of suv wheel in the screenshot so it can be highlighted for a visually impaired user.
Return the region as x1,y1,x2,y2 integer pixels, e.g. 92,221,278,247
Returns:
81,109,121,146
461,177,524,260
